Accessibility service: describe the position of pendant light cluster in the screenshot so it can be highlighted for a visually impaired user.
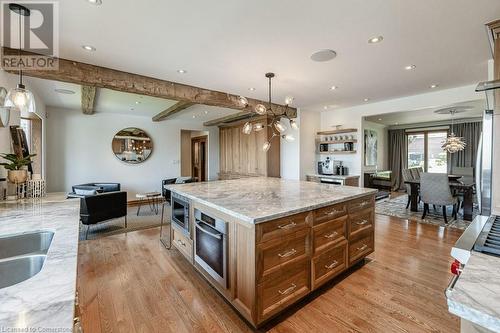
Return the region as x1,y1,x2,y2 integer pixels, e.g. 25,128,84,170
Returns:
4,4,36,114
238,73,298,152
441,109,466,154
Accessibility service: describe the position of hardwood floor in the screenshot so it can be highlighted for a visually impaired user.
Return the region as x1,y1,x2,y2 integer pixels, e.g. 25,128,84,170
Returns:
77,214,463,333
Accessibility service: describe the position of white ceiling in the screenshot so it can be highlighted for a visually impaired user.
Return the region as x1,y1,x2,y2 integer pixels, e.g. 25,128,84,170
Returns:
24,76,240,120
364,99,485,126
28,0,500,109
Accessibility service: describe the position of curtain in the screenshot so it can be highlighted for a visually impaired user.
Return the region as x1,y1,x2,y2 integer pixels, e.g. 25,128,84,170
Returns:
388,129,408,190
449,121,482,171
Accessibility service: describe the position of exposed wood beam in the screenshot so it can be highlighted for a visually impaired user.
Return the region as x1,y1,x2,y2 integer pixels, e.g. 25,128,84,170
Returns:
203,111,254,126
152,101,194,121
81,85,96,115
1,47,296,116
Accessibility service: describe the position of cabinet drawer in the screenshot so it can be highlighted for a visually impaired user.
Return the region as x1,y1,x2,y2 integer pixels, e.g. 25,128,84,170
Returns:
312,242,347,289
314,203,347,225
257,228,309,282
172,227,193,261
348,232,374,265
312,215,347,255
347,195,374,213
256,211,311,244
257,259,310,322
348,208,373,239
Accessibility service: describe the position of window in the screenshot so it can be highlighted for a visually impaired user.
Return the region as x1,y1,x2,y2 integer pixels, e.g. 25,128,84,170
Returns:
407,130,448,173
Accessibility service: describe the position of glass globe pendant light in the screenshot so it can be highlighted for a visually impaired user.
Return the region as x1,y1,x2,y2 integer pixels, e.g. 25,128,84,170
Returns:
5,4,36,114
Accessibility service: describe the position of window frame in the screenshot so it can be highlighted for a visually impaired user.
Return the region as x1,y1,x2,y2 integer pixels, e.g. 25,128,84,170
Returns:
406,129,449,172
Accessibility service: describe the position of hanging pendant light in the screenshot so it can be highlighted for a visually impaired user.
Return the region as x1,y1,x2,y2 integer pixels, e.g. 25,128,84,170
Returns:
4,4,36,114
441,109,466,153
239,73,299,151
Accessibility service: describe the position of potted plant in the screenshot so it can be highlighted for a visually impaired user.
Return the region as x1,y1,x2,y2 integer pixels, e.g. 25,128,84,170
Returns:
0,153,36,183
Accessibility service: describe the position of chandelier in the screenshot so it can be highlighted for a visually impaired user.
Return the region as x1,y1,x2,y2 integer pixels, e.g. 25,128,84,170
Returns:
441,109,466,153
237,73,298,152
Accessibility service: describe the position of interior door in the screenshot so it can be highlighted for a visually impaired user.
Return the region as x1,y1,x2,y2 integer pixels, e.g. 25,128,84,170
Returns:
192,136,208,182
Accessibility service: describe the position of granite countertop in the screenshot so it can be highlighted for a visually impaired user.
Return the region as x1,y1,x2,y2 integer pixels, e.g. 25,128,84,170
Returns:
0,193,80,330
167,177,376,224
446,251,500,332
307,174,360,179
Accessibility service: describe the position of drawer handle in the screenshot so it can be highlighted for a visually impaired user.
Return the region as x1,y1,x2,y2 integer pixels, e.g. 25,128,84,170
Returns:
325,260,339,269
356,219,369,225
278,222,297,230
357,244,368,252
278,248,297,258
324,231,338,239
326,208,342,216
177,239,186,247
359,201,370,207
278,283,297,295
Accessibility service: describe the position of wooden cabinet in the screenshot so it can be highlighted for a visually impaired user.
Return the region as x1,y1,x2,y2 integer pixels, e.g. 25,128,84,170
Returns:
172,226,193,262
188,194,375,328
219,117,280,179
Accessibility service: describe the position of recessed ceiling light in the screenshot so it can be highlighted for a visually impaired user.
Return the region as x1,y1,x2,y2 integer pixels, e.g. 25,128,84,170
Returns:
177,69,187,74
323,106,328,110
364,98,370,102
430,84,439,89
330,86,338,91
248,87,256,91
404,65,416,70
310,49,337,62
54,88,75,95
86,0,102,5
368,36,383,44
395,122,399,125
82,45,96,52
135,101,141,104
378,118,382,121
204,110,208,114
192,115,196,118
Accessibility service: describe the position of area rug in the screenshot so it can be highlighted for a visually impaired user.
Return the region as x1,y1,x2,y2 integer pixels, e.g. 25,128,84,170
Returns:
375,194,476,230
79,205,168,241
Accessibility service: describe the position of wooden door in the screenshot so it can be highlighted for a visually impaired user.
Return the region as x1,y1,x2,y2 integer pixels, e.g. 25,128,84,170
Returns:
192,136,208,182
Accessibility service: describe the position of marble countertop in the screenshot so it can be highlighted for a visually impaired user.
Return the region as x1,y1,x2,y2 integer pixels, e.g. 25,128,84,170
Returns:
307,174,360,179
446,251,500,332
0,193,80,331
167,177,376,224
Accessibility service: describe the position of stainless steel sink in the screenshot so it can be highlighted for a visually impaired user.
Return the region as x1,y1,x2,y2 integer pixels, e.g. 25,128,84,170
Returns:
0,231,54,289
0,231,54,260
0,255,46,289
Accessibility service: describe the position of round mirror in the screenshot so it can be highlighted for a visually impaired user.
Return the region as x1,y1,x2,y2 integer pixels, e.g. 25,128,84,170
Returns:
112,127,153,164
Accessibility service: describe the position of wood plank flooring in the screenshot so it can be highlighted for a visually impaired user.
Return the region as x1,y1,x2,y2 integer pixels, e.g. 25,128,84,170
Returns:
77,214,463,333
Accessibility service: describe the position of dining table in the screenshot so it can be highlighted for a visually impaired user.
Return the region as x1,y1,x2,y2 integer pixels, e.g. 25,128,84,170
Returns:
404,176,475,221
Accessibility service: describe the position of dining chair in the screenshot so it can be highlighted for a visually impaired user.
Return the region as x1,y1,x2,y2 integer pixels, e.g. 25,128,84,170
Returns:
420,173,458,223
410,167,423,180
451,166,474,177
402,168,415,209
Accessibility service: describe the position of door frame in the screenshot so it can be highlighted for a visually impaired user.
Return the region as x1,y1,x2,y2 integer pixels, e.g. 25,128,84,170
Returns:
191,135,208,182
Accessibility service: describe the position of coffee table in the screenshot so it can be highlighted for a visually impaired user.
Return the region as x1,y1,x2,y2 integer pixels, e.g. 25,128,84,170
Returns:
136,192,162,216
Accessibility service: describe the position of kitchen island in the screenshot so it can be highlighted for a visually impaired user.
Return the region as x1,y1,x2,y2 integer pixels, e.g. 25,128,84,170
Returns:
0,193,80,331
166,177,377,327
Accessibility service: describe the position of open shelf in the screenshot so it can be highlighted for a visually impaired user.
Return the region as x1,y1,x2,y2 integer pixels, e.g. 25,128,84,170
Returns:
317,150,357,155
317,128,358,135
317,139,358,144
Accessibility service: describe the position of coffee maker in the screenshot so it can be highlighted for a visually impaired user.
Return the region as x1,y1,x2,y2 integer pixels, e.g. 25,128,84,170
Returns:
318,157,334,175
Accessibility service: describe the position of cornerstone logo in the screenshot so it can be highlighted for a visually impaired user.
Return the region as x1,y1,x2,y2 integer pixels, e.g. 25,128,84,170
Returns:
1,1,59,70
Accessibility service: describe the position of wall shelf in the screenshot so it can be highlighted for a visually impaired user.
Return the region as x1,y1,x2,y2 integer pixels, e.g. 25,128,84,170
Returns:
317,128,358,135
317,139,358,144
317,150,357,155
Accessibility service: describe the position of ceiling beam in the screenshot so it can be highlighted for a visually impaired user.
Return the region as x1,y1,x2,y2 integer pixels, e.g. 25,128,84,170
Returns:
1,47,297,117
203,111,254,126
81,85,96,115
152,101,195,121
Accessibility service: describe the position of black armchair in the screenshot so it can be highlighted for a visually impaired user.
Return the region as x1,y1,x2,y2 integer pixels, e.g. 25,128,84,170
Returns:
68,183,127,239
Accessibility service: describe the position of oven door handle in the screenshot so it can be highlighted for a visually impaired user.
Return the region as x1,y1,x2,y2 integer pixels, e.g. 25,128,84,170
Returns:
196,221,223,240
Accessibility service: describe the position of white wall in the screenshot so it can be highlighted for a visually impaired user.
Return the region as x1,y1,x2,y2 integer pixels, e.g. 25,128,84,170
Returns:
362,120,388,173
46,107,219,200
302,84,484,183
299,109,320,180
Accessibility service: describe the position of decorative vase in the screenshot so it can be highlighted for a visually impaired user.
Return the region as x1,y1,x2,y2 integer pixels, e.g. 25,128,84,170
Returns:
7,169,28,183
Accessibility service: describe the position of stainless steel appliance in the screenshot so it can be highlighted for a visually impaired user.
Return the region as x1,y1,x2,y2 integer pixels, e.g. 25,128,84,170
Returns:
194,209,228,289
171,192,190,235
319,157,334,175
